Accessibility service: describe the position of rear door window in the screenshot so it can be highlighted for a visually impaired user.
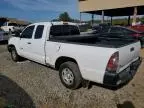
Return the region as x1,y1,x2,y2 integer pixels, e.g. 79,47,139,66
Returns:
34,25,44,39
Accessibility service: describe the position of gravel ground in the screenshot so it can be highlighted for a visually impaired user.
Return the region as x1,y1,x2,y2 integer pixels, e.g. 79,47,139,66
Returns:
0,44,144,108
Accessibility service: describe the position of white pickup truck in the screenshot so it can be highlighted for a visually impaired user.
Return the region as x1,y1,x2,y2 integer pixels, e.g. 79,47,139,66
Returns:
8,22,141,89
1,22,19,33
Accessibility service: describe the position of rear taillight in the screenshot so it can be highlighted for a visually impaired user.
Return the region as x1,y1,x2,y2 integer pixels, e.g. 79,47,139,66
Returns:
106,52,119,72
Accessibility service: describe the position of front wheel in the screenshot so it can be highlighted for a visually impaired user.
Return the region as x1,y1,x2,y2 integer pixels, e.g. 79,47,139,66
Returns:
59,61,82,90
10,47,20,62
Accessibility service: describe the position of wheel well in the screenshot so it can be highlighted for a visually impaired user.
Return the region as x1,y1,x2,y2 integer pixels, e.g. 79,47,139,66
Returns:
55,57,77,70
8,44,15,52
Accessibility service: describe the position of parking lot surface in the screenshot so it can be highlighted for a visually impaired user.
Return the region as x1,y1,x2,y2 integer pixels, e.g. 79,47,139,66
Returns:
0,44,144,108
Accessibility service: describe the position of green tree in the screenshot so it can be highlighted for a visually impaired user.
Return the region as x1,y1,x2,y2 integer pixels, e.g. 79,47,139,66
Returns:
58,12,71,21
140,16,144,24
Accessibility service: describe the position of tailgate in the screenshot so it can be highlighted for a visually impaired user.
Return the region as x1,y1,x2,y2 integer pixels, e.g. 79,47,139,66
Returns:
117,41,141,73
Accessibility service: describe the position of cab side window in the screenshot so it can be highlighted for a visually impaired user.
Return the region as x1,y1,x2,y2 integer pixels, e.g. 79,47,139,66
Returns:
21,26,35,39
34,25,44,39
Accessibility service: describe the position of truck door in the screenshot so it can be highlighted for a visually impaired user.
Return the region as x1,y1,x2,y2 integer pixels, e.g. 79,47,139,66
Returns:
29,25,46,64
19,25,35,59
45,24,80,65
45,25,62,65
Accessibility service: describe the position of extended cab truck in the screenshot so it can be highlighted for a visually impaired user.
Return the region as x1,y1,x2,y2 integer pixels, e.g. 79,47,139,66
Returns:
8,22,142,89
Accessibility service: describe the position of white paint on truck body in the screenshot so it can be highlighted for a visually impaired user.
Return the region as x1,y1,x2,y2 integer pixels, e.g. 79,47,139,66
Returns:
8,22,141,85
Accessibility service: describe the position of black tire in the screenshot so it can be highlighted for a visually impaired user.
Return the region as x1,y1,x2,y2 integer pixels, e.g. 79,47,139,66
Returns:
59,61,82,89
10,47,20,62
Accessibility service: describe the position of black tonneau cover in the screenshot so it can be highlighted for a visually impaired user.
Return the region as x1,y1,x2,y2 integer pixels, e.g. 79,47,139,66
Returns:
50,33,137,48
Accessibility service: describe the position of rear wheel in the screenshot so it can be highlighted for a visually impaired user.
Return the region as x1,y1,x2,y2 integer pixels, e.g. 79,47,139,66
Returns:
10,47,20,62
59,61,82,89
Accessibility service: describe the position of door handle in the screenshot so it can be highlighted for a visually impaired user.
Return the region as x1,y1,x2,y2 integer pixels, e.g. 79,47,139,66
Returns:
27,42,31,44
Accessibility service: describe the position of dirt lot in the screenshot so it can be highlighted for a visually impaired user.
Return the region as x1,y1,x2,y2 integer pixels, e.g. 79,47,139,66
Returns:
0,43,144,108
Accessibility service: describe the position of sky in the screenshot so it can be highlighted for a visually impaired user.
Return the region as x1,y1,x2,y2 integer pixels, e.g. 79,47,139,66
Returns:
0,0,97,22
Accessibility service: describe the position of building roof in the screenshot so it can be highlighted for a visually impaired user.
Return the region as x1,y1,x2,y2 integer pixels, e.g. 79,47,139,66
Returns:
86,6,144,16
79,0,144,16
0,17,30,25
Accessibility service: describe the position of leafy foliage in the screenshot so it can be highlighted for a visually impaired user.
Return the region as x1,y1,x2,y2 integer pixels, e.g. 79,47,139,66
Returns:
58,12,71,21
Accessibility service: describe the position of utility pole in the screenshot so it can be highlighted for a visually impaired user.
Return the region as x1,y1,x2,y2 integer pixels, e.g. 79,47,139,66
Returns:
111,16,113,25
101,10,104,23
91,14,94,26
132,7,137,25
80,12,82,24
128,16,131,26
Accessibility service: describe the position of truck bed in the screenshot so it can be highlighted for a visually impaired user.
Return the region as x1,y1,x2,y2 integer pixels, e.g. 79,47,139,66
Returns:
50,34,138,48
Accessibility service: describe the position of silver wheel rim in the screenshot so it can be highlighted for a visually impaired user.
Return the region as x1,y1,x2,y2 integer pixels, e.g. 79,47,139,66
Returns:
62,68,74,85
12,50,16,60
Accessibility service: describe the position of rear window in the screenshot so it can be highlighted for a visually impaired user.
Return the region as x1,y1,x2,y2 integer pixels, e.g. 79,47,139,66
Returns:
50,25,80,37
70,25,80,35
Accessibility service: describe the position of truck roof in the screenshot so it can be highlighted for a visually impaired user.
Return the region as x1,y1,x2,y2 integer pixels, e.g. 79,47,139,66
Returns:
29,21,78,26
